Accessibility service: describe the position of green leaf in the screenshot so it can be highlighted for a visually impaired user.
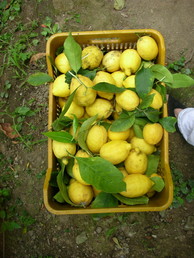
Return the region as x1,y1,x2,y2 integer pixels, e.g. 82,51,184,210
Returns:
92,82,125,93
72,115,79,139
54,191,65,203
14,106,31,116
1,221,21,232
150,176,165,192
155,83,167,103
43,131,76,143
159,117,177,133
113,194,149,205
138,94,155,109
27,72,53,86
49,171,59,187
171,73,194,88
0,210,6,219
134,118,149,127
145,155,160,176
91,192,118,208
78,68,98,80
144,107,160,122
66,157,74,178
110,112,135,132
76,157,126,193
57,166,79,206
65,70,76,84
150,64,173,85
52,117,72,132
77,115,98,154
64,33,82,73
136,67,154,98
60,89,78,118
133,124,143,138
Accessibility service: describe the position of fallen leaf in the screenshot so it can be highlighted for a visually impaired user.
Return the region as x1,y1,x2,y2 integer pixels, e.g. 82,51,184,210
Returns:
112,237,122,249
0,123,19,139
30,53,46,65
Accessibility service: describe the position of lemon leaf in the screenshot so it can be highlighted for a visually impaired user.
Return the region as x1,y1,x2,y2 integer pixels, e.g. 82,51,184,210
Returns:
64,33,82,74
150,64,173,85
43,131,76,143
136,67,154,98
145,154,160,176
91,192,118,208
54,191,65,203
77,115,98,155
110,112,135,132
27,72,53,86
144,107,161,122
76,157,126,193
133,124,143,138
113,194,149,205
138,93,155,109
92,82,125,93
150,176,165,192
171,73,194,88
159,117,177,133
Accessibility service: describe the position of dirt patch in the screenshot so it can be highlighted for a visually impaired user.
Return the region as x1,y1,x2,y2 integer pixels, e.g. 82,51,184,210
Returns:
0,0,194,257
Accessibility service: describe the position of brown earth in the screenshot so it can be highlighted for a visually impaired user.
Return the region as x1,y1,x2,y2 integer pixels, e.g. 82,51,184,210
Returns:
0,0,194,257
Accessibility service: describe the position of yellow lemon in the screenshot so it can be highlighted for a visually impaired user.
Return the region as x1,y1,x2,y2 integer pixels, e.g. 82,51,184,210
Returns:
116,90,139,111
122,75,136,88
137,36,159,61
68,180,94,206
58,97,66,108
86,98,113,119
52,140,76,159
130,137,156,155
149,89,163,109
72,163,90,185
82,46,103,70
70,75,96,106
100,140,131,165
120,49,141,76
93,71,116,100
124,147,148,174
69,125,80,141
55,53,71,74
86,125,108,153
111,71,126,87
118,167,128,177
143,123,163,145
102,50,121,72
127,127,135,141
62,101,85,119
120,174,154,198
52,74,70,97
75,149,90,159
108,128,130,141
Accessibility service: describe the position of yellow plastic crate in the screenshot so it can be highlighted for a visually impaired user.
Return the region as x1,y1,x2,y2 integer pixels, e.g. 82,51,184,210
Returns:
43,29,173,215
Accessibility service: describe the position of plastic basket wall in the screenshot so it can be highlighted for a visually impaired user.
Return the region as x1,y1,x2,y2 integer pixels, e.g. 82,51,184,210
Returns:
43,29,173,215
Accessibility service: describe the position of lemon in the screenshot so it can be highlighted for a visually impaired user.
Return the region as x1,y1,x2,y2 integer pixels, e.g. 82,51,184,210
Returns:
120,49,141,76
58,97,66,108
70,75,96,106
69,125,80,141
62,101,85,119
108,128,130,141
122,75,136,88
102,50,121,72
93,71,116,100
86,125,108,153
148,89,163,109
52,140,76,159
124,147,148,174
116,90,139,111
68,180,94,206
55,53,71,74
86,98,113,119
82,46,103,70
100,140,131,165
52,74,70,97
143,123,163,145
118,167,128,177
137,36,159,61
72,163,90,185
130,137,156,155
111,71,126,87
75,149,90,159
127,127,135,141
120,174,154,198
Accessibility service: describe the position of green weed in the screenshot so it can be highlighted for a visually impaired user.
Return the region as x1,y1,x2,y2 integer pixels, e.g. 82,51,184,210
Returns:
167,55,193,75
41,16,62,39
170,163,194,208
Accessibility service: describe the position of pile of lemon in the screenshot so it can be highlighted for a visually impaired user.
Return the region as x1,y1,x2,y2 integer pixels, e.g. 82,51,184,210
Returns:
51,35,165,207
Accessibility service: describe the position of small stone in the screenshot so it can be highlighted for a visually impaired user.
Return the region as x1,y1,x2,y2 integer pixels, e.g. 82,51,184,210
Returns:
75,232,88,245
96,226,102,234
185,216,194,230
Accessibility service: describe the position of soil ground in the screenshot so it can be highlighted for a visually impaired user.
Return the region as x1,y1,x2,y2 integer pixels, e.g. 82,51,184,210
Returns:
0,0,194,257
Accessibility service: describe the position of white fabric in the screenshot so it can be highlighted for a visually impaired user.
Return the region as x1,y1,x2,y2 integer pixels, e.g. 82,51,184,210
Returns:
177,108,194,146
